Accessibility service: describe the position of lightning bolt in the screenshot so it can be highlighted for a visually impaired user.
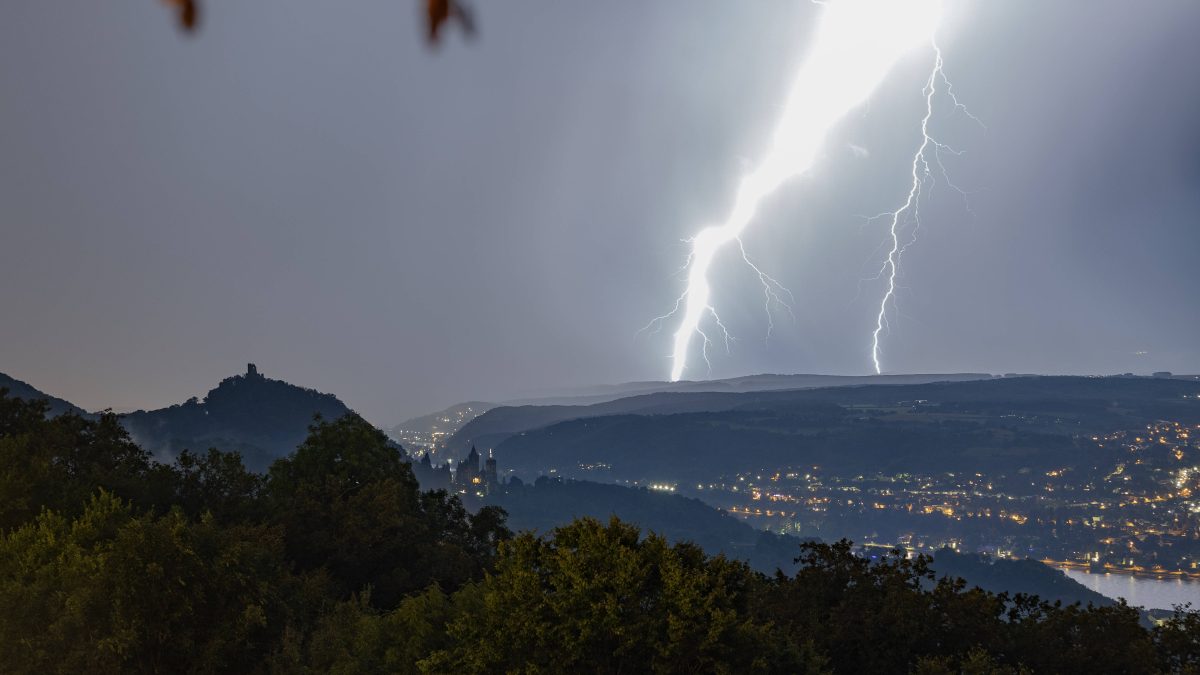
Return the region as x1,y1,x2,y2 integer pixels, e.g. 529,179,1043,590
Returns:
656,0,944,382
869,44,981,374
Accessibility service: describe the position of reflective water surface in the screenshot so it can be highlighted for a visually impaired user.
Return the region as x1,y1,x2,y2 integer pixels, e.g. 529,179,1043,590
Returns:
1060,568,1200,611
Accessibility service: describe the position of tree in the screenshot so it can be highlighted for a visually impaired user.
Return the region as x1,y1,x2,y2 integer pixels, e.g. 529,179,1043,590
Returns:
0,391,164,531
276,584,460,674
265,414,508,608
421,517,820,674
1005,599,1156,674
0,492,294,674
172,448,265,524
1155,605,1200,673
758,540,1010,672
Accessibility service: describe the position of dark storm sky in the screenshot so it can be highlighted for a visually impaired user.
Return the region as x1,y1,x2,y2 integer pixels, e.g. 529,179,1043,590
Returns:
2,1,1198,423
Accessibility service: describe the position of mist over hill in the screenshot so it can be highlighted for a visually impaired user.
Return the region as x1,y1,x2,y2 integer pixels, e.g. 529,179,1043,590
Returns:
388,400,496,453
392,401,495,437
119,364,354,471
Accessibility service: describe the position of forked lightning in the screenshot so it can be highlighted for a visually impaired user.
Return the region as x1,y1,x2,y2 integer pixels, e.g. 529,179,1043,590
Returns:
648,0,969,381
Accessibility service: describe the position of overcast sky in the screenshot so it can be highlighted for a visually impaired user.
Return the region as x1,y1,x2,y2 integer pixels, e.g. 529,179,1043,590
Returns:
2,1,1198,423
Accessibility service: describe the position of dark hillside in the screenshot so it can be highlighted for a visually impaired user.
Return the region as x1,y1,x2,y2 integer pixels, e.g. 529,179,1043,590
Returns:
451,376,1200,456
0,372,87,417
120,364,353,471
488,478,805,574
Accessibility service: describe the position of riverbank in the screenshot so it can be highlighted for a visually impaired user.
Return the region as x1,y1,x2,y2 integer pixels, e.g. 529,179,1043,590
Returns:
1043,559,1200,581
1048,565,1200,612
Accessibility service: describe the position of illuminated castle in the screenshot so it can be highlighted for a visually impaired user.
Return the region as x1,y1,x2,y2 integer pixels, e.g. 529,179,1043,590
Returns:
453,445,499,494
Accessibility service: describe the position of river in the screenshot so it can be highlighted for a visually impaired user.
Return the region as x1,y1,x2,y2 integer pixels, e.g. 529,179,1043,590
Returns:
1060,568,1200,611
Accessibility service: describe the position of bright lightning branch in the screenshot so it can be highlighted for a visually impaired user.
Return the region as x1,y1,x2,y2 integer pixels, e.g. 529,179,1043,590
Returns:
647,0,952,381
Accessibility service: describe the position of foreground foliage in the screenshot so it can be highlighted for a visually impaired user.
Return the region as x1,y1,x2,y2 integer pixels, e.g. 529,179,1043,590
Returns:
1,389,1199,673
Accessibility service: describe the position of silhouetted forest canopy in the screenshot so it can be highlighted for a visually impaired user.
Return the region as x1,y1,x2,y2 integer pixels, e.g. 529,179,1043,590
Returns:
2,388,1200,673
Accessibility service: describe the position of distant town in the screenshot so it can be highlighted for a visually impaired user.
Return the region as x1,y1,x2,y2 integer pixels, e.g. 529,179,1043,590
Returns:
683,419,1200,577
401,375,1200,579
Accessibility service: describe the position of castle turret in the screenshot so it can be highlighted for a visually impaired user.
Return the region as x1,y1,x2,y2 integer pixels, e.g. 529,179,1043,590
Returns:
484,449,498,485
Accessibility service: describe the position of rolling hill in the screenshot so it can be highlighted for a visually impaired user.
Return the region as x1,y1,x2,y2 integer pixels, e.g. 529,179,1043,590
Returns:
119,364,354,471
0,372,88,417
445,373,995,454
469,376,1200,482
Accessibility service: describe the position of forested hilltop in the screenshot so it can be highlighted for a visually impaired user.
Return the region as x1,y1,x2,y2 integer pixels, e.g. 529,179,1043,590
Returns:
3,388,1200,674
120,364,353,471
0,365,356,472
